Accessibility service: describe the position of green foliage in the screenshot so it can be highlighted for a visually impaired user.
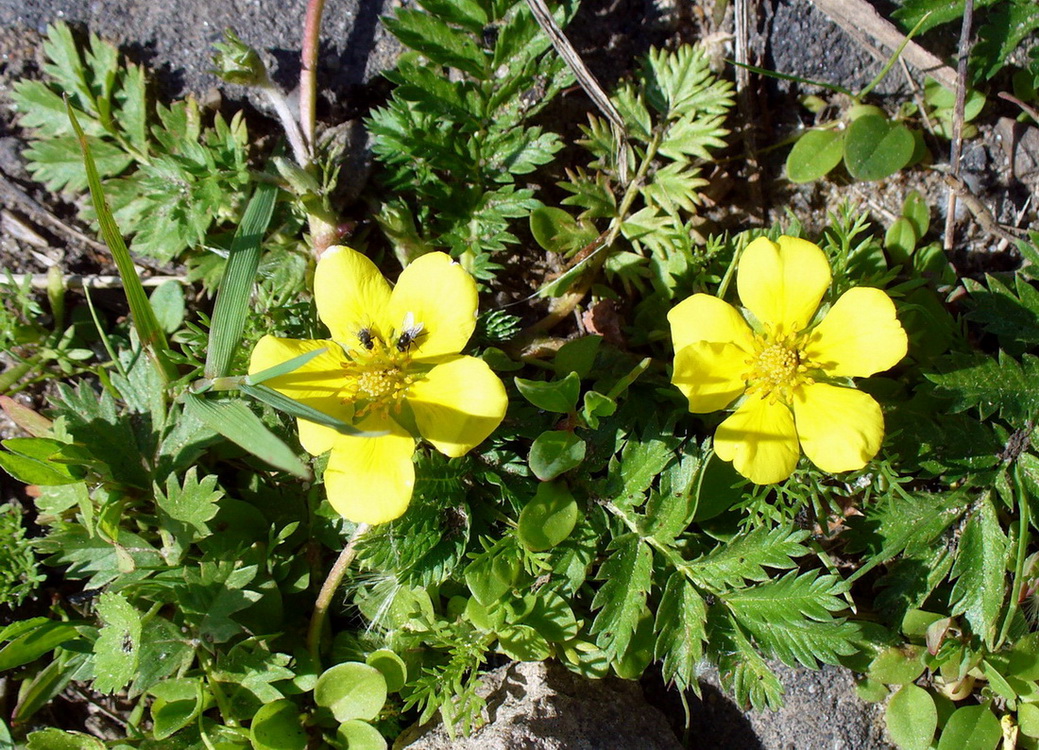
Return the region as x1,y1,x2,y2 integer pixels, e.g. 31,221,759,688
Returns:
368,0,575,277
5,0,1039,747
0,504,44,608
895,0,1039,82
12,21,252,263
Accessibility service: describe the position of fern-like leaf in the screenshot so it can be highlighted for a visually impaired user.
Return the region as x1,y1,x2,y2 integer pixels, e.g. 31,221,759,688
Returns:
590,533,652,660
690,526,809,591
654,573,707,690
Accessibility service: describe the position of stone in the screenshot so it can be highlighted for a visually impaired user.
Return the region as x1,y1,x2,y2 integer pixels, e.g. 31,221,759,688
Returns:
399,660,683,750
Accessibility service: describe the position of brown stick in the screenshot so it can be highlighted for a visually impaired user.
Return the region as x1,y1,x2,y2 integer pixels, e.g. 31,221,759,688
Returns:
809,0,959,92
943,0,974,252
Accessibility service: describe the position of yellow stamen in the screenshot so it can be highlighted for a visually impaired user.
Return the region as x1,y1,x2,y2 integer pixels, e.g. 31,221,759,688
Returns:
743,332,814,403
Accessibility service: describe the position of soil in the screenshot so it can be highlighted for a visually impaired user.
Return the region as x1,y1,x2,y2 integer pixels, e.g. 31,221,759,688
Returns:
0,0,1035,748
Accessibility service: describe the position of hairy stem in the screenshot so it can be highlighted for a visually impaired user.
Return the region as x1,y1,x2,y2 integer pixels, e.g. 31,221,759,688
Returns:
307,522,370,665
300,0,327,162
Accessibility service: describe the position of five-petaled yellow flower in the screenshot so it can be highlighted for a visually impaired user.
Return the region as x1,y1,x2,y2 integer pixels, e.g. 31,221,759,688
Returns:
250,247,508,524
668,235,907,484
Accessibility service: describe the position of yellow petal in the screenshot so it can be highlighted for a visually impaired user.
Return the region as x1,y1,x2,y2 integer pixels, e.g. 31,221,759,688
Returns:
737,235,830,334
802,287,908,377
667,294,755,353
314,245,392,348
714,394,800,483
323,431,417,524
793,383,884,473
672,341,750,413
386,252,478,360
249,335,354,456
408,356,507,457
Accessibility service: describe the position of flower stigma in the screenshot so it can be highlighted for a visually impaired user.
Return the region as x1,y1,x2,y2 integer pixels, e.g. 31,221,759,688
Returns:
343,323,422,418
743,330,814,403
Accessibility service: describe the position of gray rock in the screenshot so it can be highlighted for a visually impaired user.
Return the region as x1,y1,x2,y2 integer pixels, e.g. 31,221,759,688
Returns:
692,663,893,750
0,0,401,102
399,661,683,750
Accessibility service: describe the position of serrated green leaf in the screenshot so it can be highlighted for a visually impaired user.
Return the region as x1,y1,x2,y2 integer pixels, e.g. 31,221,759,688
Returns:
654,574,706,689
724,571,859,669
23,134,132,193
642,161,708,214
893,0,1002,34
93,591,141,694
155,467,222,543
949,495,1009,646
590,534,652,659
11,81,105,138
385,9,488,79
643,45,734,120
658,112,729,162
709,607,784,710
973,2,1039,81
927,351,1039,424
690,526,808,590
963,275,1039,353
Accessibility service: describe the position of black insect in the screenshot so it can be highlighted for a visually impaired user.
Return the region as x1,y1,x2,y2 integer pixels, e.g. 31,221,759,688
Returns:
121,633,134,653
396,329,419,352
358,327,376,350
396,315,424,352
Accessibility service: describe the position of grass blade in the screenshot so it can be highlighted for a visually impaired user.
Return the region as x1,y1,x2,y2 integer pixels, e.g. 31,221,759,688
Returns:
204,177,279,379
65,97,177,384
239,383,382,437
183,394,311,479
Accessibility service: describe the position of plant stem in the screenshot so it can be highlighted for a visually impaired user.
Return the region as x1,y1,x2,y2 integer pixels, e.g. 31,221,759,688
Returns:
300,0,327,162
262,86,310,169
307,522,370,665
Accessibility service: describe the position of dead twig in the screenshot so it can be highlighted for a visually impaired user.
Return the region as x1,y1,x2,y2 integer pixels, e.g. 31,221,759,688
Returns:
940,172,1026,249
0,168,108,257
943,0,974,253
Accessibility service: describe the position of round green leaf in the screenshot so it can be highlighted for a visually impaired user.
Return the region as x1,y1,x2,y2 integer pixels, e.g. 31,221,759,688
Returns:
518,590,579,643
514,372,581,414
901,190,931,241
885,685,937,750
1018,703,1039,739
868,645,926,685
528,430,586,481
519,481,580,551
884,217,918,264
843,115,914,181
498,624,551,661
25,729,106,750
365,649,406,694
314,662,387,723
934,704,1001,750
785,128,845,183
529,206,596,253
336,720,387,750
249,700,307,750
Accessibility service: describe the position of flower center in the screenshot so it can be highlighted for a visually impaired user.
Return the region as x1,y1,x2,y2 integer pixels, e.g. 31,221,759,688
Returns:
342,317,424,419
743,332,814,403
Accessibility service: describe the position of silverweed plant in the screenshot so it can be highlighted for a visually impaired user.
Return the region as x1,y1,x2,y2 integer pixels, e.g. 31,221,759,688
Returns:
2,2,1039,750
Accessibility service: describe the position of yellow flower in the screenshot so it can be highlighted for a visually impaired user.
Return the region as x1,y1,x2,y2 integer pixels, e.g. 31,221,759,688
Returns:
668,235,907,484
249,247,508,524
